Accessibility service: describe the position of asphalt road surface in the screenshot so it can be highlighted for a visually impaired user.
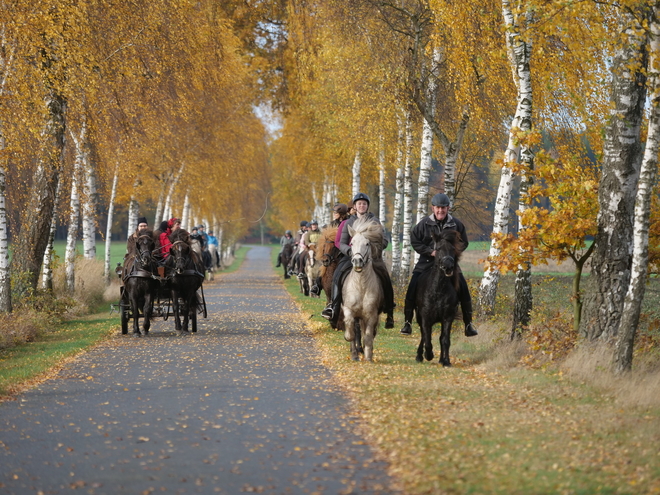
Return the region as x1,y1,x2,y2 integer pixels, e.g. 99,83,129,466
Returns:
0,246,397,494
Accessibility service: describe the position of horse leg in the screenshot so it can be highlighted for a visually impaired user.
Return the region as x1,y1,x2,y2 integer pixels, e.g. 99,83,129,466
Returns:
142,290,152,335
343,308,355,342
439,319,452,367
130,293,142,337
355,318,363,354
417,316,434,362
181,298,190,333
171,290,182,333
362,318,376,362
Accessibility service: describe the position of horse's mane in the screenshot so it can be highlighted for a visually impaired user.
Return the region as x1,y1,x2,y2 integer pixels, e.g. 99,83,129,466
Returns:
437,229,463,263
351,217,384,252
169,229,190,244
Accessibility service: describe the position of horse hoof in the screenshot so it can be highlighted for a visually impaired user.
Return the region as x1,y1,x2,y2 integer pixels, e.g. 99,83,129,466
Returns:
441,360,452,367
416,355,423,363
351,355,360,361
425,353,434,361
357,346,364,355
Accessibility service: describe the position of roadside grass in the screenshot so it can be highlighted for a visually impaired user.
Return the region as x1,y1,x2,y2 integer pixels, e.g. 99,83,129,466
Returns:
0,246,247,400
274,248,660,495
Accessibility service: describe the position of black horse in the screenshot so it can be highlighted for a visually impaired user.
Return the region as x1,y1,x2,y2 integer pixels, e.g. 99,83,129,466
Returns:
166,230,205,334
415,229,463,366
123,230,158,336
281,243,294,279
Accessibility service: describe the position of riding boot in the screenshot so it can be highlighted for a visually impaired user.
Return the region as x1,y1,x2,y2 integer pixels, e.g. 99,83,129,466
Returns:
458,273,478,337
399,303,414,335
276,253,281,267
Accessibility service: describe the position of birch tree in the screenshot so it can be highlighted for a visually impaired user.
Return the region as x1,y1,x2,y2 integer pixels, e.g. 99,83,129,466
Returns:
614,7,660,373
351,150,361,197
400,108,415,277
579,5,650,342
65,149,81,293
104,166,118,284
390,112,406,281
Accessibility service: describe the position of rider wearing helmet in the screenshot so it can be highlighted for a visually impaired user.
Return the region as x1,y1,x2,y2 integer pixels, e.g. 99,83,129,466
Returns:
321,192,396,329
399,192,478,337
297,220,322,277
276,229,295,267
288,221,309,276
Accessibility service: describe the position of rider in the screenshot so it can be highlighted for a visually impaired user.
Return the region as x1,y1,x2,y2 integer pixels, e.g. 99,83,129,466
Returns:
207,229,220,267
399,192,478,337
321,192,395,329
276,230,295,267
288,220,308,276
310,204,350,297
297,220,322,278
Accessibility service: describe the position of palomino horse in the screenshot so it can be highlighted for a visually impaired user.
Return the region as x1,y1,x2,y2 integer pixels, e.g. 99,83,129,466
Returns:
415,229,462,366
342,217,384,361
122,230,158,336
167,230,205,334
304,244,322,298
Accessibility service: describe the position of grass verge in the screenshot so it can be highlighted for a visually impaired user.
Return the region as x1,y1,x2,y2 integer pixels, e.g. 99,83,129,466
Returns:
274,249,660,495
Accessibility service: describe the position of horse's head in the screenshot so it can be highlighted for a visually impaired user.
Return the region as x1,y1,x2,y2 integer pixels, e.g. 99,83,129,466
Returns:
347,218,383,272
136,231,156,269
170,240,190,274
431,230,462,277
320,228,338,267
307,245,316,265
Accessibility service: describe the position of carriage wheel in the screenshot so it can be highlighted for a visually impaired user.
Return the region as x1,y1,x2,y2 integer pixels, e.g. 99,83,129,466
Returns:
120,304,129,335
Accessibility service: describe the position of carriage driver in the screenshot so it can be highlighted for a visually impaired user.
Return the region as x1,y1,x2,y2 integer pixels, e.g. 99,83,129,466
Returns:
321,192,396,329
126,216,150,257
399,193,478,337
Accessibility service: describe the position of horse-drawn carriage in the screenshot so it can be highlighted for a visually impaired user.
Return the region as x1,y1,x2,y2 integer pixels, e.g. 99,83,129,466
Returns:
114,230,208,336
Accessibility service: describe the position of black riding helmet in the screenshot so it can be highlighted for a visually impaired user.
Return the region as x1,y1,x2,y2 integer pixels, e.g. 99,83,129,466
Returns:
300,220,308,227
352,192,370,205
431,193,450,207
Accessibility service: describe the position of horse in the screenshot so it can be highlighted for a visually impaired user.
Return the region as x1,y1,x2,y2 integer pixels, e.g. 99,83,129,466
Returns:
319,227,339,304
342,217,384,361
166,229,205,334
281,243,294,279
415,229,463,366
122,230,158,336
304,244,322,298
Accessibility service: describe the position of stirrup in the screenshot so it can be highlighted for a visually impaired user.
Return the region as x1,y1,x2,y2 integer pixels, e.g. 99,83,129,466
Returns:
465,322,478,337
321,305,334,320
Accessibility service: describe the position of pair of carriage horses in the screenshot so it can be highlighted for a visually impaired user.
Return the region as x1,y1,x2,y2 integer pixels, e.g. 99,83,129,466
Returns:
280,217,465,365
122,229,205,336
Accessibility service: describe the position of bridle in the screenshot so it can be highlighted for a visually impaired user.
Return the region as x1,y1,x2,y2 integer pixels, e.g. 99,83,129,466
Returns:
433,238,455,277
135,234,155,268
170,240,190,274
320,239,337,267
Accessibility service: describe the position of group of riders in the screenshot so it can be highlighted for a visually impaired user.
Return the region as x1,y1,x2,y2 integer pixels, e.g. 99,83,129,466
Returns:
124,216,220,278
277,192,479,338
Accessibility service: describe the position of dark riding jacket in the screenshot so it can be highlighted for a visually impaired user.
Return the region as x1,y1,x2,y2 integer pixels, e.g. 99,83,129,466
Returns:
411,213,468,274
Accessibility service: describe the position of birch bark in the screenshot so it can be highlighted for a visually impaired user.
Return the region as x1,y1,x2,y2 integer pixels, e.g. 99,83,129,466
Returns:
390,112,406,281
579,7,649,341
378,145,386,226
479,0,532,317
614,9,659,373
81,134,97,260
65,151,81,293
127,179,139,244
103,167,118,284
162,164,185,222
181,191,190,231
400,110,415,277
41,181,62,291
351,150,361,197
0,33,15,312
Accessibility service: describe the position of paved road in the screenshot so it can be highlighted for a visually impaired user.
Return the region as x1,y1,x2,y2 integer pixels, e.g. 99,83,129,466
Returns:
0,246,397,494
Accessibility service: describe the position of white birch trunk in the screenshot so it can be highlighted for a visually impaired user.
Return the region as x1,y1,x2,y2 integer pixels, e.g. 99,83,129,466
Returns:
400,109,415,277
41,180,62,291
615,10,660,372
65,154,81,293
81,148,97,260
507,5,535,334
0,159,10,311
378,145,386,226
479,0,533,317
104,166,118,283
181,191,190,231
0,33,15,312
323,179,333,226
154,190,164,227
162,164,185,222
217,226,224,266
127,178,139,246
351,150,361,197
390,111,406,281
443,113,469,205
